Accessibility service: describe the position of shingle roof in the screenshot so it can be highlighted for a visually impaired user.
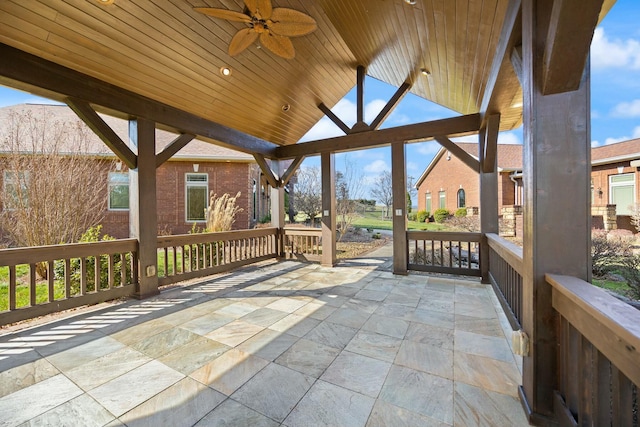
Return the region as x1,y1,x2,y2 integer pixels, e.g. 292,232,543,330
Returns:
592,138,640,163
0,104,253,161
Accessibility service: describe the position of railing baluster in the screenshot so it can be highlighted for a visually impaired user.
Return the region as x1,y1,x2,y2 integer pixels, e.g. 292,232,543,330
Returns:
80,257,87,295
29,263,36,306
65,259,71,297
108,254,115,288
9,265,17,310
48,260,54,302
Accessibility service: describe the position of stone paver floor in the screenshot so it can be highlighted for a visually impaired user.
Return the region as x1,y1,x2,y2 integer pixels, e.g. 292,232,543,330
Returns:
0,248,528,426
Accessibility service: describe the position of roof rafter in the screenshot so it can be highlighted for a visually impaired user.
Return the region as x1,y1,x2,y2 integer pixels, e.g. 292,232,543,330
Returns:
156,133,195,168
433,136,480,173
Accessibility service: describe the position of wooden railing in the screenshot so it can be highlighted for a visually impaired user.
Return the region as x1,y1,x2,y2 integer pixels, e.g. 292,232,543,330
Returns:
487,233,523,329
407,231,482,276
282,227,322,262
547,274,640,426
157,228,278,286
0,239,138,326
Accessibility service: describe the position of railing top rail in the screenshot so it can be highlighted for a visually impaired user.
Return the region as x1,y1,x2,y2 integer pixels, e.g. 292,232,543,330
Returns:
486,233,523,275
406,230,483,242
283,228,322,236
0,239,138,266
547,273,640,386
157,227,278,247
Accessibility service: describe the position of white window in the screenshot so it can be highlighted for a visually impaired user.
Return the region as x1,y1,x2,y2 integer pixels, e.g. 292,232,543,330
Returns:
3,171,29,210
457,188,466,208
610,173,635,215
425,193,431,213
108,172,129,210
186,173,208,221
439,191,446,209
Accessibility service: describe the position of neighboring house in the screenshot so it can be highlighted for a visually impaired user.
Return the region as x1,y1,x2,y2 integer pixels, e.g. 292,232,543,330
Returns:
0,104,264,240
416,138,640,233
415,143,523,214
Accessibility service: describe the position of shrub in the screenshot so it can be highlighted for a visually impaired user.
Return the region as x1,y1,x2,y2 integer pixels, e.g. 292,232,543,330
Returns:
54,225,132,294
407,212,417,221
433,208,450,223
591,230,631,277
455,207,467,217
619,254,640,299
416,210,429,223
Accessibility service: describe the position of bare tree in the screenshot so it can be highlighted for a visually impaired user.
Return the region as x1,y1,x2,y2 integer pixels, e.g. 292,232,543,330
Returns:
336,157,364,240
370,170,393,219
293,166,322,225
0,110,112,275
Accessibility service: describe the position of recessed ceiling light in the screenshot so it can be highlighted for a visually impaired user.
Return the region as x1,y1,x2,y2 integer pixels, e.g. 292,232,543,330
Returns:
96,0,114,4
282,104,291,112
420,68,431,76
405,0,417,4
219,67,232,77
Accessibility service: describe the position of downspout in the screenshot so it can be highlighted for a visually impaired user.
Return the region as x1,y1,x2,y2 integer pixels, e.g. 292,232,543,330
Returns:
510,171,523,205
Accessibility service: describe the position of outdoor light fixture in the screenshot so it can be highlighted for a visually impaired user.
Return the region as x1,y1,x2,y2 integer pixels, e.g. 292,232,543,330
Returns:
193,164,199,172
219,67,232,77
420,68,431,76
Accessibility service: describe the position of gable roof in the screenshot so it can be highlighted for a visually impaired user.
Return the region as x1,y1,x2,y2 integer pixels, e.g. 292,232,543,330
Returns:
0,103,253,162
415,142,523,188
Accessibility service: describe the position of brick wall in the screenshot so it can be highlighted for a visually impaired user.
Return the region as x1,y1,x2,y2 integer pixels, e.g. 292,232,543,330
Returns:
101,161,253,238
416,154,517,214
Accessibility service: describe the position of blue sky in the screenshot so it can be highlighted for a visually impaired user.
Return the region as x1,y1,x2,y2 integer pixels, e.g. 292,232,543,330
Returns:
1,0,639,201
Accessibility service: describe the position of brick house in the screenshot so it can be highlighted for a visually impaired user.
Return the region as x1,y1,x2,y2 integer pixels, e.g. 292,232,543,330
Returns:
415,142,523,214
416,138,640,233
0,103,264,240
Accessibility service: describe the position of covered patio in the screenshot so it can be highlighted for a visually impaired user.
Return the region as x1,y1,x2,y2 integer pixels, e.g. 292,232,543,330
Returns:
0,247,527,426
1,0,639,426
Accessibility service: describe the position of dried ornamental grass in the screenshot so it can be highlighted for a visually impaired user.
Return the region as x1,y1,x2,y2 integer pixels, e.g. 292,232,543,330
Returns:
205,192,243,232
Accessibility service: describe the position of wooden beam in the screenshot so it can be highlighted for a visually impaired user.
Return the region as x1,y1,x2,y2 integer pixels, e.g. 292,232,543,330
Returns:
482,114,501,173
370,82,412,130
356,65,366,124
318,103,351,135
276,114,482,159
480,0,522,115
0,43,277,157
253,154,279,188
280,156,305,187
511,46,524,85
433,136,481,173
156,133,195,168
321,152,336,267
542,0,603,94
66,98,137,169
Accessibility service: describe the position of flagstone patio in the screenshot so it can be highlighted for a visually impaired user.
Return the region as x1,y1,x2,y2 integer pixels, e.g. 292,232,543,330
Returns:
0,247,528,426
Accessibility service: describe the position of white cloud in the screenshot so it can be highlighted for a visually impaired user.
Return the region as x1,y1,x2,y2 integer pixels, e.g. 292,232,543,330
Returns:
611,99,640,118
364,159,389,173
591,140,601,147
407,161,419,172
593,128,640,147
414,141,441,156
591,27,640,70
634,126,640,139
299,98,397,142
498,131,522,145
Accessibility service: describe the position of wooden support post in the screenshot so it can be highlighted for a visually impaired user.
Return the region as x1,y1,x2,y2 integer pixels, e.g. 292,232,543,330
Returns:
479,115,500,283
268,161,285,257
128,118,159,299
521,0,592,423
392,142,408,275
321,152,336,267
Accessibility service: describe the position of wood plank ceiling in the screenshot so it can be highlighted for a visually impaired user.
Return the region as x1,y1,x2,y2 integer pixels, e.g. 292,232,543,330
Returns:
0,0,549,147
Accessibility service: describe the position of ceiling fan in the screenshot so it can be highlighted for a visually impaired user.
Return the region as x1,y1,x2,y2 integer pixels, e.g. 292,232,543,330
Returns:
195,0,317,59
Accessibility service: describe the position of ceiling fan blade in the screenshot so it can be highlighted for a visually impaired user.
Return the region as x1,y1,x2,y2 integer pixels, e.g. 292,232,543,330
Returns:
194,8,251,23
260,32,295,59
245,0,272,20
269,8,317,37
229,28,259,56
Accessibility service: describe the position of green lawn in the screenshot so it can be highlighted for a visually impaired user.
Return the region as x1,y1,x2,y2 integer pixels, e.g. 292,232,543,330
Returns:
592,278,633,297
351,216,446,231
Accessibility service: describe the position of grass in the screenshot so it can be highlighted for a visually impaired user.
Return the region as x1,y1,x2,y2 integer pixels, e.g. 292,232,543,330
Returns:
592,278,634,297
352,207,447,231
0,280,67,311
